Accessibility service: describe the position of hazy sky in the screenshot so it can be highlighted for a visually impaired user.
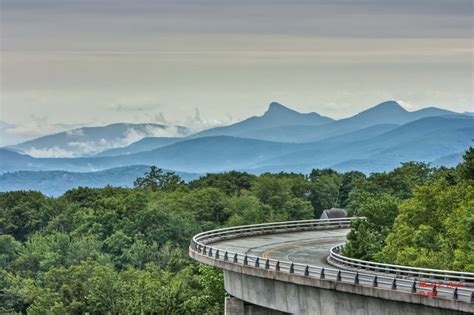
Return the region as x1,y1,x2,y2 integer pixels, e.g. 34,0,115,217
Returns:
1,0,473,141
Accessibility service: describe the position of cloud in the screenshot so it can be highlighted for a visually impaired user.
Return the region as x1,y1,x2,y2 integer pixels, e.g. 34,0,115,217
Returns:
67,141,102,155
153,112,168,124
182,107,233,132
17,123,191,158
121,125,185,145
22,146,77,158
108,102,162,113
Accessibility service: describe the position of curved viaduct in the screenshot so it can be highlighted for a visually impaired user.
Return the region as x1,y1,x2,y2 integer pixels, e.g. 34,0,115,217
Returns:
189,218,474,315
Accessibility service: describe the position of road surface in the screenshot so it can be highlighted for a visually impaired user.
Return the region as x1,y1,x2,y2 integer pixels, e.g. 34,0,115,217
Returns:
212,228,350,269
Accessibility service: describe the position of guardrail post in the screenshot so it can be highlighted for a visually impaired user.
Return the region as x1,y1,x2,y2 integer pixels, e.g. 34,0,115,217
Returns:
391,278,397,290
276,261,280,272
233,253,238,263
265,259,270,270
452,287,458,300
203,246,207,255
320,268,325,280
336,270,342,282
289,263,294,274
304,265,309,276
470,291,474,303
255,257,260,267
215,249,220,259
411,281,417,293
224,251,228,261
431,285,437,297
243,255,248,265
372,275,378,287
197,245,202,253
354,272,359,285
208,248,213,257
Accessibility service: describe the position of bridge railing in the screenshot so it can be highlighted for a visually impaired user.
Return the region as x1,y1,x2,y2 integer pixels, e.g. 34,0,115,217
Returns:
189,218,474,304
192,217,353,245
329,244,474,285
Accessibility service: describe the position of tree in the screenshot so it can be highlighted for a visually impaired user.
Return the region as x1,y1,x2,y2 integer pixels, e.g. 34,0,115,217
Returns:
134,166,184,192
0,235,21,269
251,175,290,210
225,196,271,226
189,171,255,196
280,198,314,221
458,147,474,181
183,265,225,315
308,169,342,218
364,162,433,199
0,191,58,241
379,179,474,271
343,219,384,261
338,171,366,208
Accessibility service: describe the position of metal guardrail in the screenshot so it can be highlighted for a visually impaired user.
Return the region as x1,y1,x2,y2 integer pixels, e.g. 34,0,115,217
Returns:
329,244,474,285
189,218,474,304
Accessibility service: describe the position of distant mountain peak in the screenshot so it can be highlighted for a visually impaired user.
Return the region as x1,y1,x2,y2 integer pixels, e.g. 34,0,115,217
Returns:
371,100,406,112
265,102,299,115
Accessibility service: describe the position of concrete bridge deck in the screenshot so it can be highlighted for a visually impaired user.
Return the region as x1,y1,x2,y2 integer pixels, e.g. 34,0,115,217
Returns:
212,229,350,269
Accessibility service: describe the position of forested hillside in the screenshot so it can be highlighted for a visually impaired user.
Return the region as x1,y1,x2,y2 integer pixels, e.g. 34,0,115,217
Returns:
344,148,474,271
1,149,473,313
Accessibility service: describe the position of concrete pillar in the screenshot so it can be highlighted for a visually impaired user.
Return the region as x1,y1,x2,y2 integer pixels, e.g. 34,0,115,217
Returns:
225,296,287,315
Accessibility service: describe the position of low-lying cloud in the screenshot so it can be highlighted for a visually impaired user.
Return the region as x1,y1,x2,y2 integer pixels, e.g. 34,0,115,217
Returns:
19,124,191,158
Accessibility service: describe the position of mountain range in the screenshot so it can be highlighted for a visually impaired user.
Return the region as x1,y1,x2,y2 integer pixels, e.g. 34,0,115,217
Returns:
199,101,458,143
1,100,472,195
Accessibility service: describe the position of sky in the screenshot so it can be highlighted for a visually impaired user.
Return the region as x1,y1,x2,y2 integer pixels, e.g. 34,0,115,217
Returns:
1,0,473,145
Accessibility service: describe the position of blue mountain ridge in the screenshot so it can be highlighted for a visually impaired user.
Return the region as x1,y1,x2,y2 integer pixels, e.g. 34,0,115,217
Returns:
0,165,200,197
1,101,471,194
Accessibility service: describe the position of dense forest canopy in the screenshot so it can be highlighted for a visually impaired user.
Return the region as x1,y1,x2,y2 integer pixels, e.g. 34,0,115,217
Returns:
1,148,473,314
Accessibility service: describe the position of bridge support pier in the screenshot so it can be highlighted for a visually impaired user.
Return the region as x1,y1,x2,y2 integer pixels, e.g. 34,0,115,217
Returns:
225,296,287,315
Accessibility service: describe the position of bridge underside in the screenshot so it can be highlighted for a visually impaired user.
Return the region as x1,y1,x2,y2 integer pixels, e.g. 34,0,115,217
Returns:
225,296,287,315
224,270,470,315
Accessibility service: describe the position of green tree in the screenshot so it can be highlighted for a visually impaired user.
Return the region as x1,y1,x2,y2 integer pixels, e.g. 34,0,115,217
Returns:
189,171,255,196
0,191,58,241
338,171,366,208
308,169,342,218
0,235,22,269
380,179,474,271
251,175,290,210
458,147,474,181
134,166,184,192
183,265,225,315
